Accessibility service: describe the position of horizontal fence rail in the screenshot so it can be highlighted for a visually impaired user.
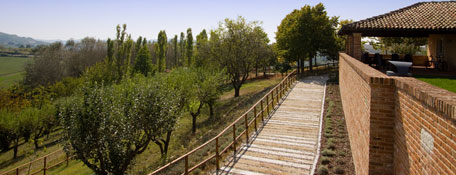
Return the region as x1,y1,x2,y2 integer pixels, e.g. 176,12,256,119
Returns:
149,70,298,175
0,148,73,175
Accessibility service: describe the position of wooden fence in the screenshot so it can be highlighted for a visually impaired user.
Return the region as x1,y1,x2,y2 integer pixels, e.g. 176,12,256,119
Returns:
0,148,73,175
149,70,297,175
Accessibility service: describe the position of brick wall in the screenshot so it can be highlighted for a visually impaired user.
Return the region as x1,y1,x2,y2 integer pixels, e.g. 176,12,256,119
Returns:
339,53,456,175
339,53,371,175
339,53,395,174
394,77,456,175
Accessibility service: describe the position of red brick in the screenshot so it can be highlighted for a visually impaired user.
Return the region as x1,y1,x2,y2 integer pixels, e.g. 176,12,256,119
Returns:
339,53,456,175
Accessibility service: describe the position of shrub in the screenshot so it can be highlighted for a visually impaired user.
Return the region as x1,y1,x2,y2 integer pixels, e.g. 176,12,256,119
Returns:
318,165,329,175
334,167,345,174
336,159,346,165
322,149,336,157
338,151,347,156
321,156,331,165
327,138,336,150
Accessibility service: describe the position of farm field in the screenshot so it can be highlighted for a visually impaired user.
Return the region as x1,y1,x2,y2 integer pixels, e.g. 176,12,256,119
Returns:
0,56,31,88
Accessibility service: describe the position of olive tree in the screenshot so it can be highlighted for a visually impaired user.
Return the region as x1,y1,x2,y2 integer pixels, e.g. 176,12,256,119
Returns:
59,75,183,175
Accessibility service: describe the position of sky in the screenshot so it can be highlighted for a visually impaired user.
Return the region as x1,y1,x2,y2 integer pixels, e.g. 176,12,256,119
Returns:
0,0,438,42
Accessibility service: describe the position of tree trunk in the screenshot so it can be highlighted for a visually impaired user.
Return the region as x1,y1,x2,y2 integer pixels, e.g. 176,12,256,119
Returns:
34,138,39,149
209,103,214,119
234,87,240,97
309,57,313,71
13,138,18,159
163,131,171,157
314,56,317,68
190,102,203,134
255,65,258,77
154,140,164,156
297,59,301,74
192,115,197,134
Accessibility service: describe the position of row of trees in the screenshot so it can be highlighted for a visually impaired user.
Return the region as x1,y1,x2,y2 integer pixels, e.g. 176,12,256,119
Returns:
0,104,57,158
56,16,274,175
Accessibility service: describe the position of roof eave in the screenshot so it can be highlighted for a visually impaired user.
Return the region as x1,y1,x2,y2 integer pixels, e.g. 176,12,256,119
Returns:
338,28,456,37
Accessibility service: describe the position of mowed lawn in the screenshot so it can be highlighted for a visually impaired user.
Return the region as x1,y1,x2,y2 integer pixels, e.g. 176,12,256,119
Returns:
0,56,31,88
414,75,456,93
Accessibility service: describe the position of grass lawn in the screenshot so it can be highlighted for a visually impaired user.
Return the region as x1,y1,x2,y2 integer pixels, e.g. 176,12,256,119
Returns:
414,75,456,93
1,74,282,175
0,56,31,88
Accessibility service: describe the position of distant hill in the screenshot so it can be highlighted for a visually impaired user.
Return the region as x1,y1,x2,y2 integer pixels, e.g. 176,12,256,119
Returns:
0,32,48,48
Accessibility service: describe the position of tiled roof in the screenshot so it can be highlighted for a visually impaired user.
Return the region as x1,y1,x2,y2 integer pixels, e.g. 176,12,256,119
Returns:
339,1,456,36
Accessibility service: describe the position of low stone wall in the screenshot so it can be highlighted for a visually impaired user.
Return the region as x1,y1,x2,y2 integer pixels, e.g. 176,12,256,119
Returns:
339,53,456,175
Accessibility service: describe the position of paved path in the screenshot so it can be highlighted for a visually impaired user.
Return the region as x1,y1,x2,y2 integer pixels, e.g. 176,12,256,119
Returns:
218,75,328,175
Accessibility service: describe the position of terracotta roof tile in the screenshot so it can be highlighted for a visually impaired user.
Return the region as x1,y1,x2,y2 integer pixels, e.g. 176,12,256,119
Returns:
339,1,456,36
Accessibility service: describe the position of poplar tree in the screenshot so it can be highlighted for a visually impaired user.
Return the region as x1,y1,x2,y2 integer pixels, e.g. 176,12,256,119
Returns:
195,29,209,67
156,30,167,72
179,32,185,67
114,24,133,80
173,35,178,67
186,28,193,67
133,38,152,76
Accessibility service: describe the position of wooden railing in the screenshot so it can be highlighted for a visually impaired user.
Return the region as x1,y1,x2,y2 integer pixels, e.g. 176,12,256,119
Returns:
149,70,297,175
0,148,73,175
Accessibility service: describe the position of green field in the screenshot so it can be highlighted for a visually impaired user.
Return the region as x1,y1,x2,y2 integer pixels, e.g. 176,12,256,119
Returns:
414,75,456,93
0,56,31,88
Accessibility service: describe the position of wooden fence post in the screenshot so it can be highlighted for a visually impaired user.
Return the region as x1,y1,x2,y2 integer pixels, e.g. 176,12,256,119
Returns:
245,115,249,143
281,83,284,97
233,124,236,153
66,154,69,167
260,100,264,122
276,88,279,104
43,156,47,175
271,90,274,108
254,106,257,132
184,155,189,175
16,168,19,175
266,95,269,117
216,137,220,171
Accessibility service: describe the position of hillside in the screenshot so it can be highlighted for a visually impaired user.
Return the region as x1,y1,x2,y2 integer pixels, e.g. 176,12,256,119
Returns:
0,32,48,48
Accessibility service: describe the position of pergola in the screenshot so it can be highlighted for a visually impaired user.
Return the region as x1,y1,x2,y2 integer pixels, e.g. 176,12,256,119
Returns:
338,1,456,70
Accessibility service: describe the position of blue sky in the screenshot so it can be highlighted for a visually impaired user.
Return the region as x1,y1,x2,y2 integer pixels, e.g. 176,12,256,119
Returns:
0,0,437,42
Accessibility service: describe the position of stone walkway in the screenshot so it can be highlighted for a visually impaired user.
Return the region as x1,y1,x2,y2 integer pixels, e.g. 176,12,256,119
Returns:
218,75,328,175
